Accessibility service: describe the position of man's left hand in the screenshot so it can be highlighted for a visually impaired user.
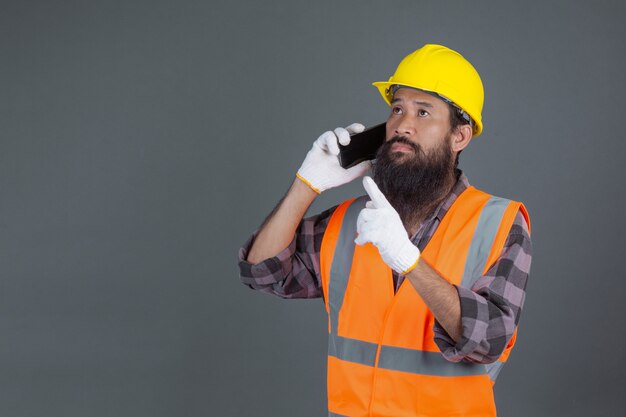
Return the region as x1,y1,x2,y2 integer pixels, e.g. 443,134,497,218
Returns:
355,176,421,274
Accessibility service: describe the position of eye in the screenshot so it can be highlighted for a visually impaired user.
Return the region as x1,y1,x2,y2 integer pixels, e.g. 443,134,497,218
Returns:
391,106,403,115
418,109,429,117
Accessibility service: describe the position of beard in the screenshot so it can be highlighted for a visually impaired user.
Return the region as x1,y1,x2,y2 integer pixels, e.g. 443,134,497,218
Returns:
372,135,457,229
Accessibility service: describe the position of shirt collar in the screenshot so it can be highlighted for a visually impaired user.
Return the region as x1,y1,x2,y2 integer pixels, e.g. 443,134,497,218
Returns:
430,169,470,222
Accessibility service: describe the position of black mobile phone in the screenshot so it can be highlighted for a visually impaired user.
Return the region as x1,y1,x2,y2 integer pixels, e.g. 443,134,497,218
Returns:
338,123,386,169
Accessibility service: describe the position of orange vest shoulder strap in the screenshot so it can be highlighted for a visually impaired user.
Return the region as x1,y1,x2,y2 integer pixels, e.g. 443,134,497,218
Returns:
421,186,492,286
422,187,529,289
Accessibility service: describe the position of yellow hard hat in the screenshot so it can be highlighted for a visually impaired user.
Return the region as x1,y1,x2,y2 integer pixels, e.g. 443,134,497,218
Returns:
373,44,485,137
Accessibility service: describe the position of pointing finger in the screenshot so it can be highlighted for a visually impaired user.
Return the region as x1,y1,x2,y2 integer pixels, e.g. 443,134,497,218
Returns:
362,176,391,208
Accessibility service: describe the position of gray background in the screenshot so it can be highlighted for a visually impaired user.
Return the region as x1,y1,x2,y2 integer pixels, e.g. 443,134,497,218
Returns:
1,0,624,416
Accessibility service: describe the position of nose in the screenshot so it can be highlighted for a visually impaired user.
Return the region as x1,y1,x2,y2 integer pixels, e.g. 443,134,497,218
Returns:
393,114,415,138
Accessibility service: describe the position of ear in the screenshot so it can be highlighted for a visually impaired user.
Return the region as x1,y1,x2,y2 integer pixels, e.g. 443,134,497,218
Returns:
450,124,473,153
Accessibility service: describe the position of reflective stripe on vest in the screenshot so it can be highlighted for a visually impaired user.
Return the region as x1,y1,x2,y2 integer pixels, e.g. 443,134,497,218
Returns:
460,196,511,288
329,333,486,377
327,194,511,378
327,197,367,336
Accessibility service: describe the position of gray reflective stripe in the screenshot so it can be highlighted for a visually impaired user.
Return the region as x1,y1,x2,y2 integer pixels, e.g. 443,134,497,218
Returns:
378,345,486,377
486,361,504,381
328,196,368,334
329,334,486,377
328,334,377,367
328,412,349,417
460,196,511,289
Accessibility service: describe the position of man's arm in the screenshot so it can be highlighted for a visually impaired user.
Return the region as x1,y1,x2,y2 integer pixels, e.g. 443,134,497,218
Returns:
238,199,337,299
247,123,370,263
247,178,317,264
431,212,532,363
238,123,372,298
355,176,532,364
405,260,463,341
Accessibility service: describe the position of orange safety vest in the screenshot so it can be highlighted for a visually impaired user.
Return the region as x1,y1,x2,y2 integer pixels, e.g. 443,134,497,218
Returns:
320,186,530,417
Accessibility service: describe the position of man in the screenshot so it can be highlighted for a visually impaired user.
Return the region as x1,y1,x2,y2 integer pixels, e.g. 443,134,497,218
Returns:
238,44,532,417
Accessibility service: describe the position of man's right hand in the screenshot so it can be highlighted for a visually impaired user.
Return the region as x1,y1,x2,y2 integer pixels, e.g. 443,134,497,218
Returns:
296,123,372,194
247,123,369,264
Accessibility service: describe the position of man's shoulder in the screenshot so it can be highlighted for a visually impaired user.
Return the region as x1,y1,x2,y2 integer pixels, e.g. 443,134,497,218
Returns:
465,185,531,235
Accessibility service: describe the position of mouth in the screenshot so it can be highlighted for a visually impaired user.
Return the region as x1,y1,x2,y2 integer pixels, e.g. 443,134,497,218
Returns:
390,143,415,153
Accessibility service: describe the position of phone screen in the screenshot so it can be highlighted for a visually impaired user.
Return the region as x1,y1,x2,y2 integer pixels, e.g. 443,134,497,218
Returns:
338,123,386,169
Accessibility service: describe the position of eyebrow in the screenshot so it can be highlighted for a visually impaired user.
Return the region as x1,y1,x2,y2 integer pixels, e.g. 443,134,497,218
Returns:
390,98,434,108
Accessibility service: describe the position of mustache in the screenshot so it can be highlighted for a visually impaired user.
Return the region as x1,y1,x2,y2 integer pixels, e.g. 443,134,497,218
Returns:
382,136,423,155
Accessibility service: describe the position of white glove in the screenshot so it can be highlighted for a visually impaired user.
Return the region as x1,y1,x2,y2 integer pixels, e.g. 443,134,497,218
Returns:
296,123,372,193
355,176,421,274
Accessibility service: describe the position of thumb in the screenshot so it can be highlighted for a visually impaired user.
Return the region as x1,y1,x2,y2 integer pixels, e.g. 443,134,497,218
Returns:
362,176,391,208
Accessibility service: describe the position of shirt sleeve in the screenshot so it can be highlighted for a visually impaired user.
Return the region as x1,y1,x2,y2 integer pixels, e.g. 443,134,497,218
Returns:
237,205,338,299
433,210,532,364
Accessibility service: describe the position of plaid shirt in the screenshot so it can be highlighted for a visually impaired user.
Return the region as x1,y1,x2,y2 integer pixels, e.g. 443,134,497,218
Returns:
238,172,532,364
